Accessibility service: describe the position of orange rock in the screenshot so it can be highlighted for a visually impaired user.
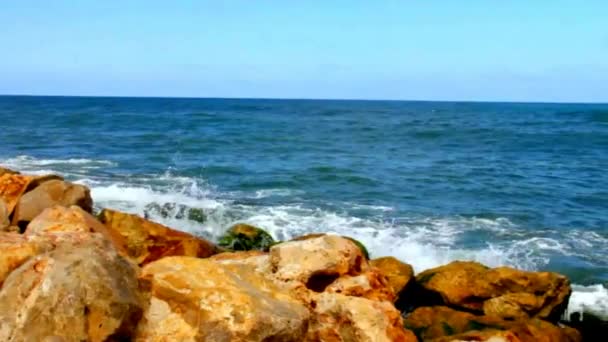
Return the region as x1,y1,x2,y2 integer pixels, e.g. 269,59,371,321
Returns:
370,256,414,300
135,256,310,341
0,233,143,342
306,292,417,342
270,234,366,284
25,205,128,255
0,167,18,176
12,179,92,226
0,232,54,286
0,174,34,215
403,306,581,342
325,267,396,302
416,261,571,320
0,200,9,231
98,208,217,266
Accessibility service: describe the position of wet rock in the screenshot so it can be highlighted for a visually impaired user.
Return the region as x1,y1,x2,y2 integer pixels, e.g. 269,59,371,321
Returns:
565,311,608,342
12,179,92,227
25,205,128,255
98,208,217,266
135,256,310,342
416,261,571,320
144,202,206,224
306,292,417,342
370,256,414,302
218,223,276,251
403,306,580,342
270,234,366,285
0,234,143,342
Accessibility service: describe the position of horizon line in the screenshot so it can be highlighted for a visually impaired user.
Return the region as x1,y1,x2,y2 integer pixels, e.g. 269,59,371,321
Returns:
1,93,606,106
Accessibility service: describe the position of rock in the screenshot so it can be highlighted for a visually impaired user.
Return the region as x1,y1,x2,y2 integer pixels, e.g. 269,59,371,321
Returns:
135,256,310,342
0,232,54,286
0,233,143,341
403,306,581,342
12,179,93,226
306,292,417,342
0,167,18,175
370,256,414,302
566,311,608,342
270,234,366,287
144,202,206,224
218,223,276,251
0,200,9,230
0,173,34,216
416,261,571,320
98,208,217,266
25,205,128,255
291,233,370,260
325,268,396,302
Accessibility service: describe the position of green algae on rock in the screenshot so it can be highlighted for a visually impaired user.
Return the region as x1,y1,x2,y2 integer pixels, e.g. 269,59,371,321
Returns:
218,223,276,251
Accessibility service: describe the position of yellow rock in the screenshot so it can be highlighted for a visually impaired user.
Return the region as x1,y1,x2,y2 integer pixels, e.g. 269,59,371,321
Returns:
370,256,414,300
25,205,128,255
98,208,218,266
403,306,581,342
12,179,92,226
0,233,143,342
0,232,54,286
135,256,310,342
306,292,417,342
416,261,571,320
325,268,396,302
270,234,366,283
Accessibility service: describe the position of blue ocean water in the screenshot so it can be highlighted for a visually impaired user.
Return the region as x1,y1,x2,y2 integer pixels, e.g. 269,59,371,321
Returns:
1,95,607,313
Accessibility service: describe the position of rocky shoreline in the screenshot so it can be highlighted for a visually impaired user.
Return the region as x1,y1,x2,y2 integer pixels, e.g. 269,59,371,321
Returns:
0,167,605,341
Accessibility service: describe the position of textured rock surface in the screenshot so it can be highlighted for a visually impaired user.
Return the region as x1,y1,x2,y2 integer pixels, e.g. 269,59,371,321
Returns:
0,200,8,230
370,256,414,300
403,306,580,342
25,205,128,254
218,222,276,251
416,261,571,320
98,208,217,266
0,234,143,342
12,179,92,226
325,268,396,302
0,173,33,216
270,234,366,283
306,292,417,342
0,232,53,286
135,256,310,342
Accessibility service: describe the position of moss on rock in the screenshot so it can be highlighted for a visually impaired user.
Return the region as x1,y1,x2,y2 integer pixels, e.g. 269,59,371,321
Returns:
218,223,275,251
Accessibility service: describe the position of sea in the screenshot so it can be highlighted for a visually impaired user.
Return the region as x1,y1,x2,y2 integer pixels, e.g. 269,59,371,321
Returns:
1,95,607,318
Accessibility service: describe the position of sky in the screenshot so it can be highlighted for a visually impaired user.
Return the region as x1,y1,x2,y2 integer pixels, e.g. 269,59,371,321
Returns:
0,1,607,102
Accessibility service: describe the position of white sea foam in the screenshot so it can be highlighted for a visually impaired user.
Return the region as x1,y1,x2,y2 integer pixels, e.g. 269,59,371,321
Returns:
566,284,608,320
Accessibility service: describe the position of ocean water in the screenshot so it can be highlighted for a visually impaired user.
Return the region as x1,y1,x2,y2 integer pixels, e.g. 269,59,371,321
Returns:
1,95,607,318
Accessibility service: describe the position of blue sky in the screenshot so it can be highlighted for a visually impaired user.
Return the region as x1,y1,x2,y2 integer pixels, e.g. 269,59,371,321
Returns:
1,1,606,102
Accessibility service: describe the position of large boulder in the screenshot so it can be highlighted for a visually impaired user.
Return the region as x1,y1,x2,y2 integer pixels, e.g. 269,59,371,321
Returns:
0,167,18,176
12,179,92,227
415,261,571,320
306,292,417,342
270,234,366,285
218,223,276,251
0,174,34,217
25,205,128,255
135,256,310,342
98,208,218,266
403,306,580,342
370,256,414,302
0,233,143,341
